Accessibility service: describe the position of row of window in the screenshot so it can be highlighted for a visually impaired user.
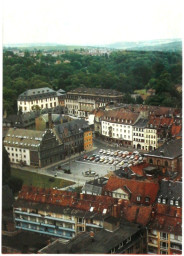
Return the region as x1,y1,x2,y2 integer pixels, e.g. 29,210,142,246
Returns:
133,128,144,132
9,153,26,158
6,147,26,152
103,122,131,128
11,158,27,164
103,131,131,139
103,127,131,133
158,198,179,206
20,97,56,105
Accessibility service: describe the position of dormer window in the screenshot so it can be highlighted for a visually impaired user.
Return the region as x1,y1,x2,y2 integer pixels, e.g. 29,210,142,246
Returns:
137,196,141,202
170,200,174,205
158,198,161,203
145,197,150,203
162,198,166,204
175,200,179,206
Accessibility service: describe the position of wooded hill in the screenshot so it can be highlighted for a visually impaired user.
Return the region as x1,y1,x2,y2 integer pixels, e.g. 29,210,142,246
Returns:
3,50,182,114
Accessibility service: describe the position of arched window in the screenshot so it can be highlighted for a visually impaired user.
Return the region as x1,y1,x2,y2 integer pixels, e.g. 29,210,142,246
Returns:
157,160,160,165
165,161,168,167
149,158,153,164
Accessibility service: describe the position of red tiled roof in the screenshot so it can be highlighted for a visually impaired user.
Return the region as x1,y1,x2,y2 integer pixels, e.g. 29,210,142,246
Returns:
18,186,118,215
103,176,159,205
103,109,139,124
17,186,153,226
149,204,182,235
149,116,174,127
130,162,149,176
171,124,182,136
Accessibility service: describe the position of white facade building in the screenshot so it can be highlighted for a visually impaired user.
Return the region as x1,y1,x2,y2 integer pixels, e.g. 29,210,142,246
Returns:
17,87,60,113
132,118,148,150
101,110,139,146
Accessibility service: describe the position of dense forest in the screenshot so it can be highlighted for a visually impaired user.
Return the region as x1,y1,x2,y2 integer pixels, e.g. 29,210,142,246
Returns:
3,50,182,114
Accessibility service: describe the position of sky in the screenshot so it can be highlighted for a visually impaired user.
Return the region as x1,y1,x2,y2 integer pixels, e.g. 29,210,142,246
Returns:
2,0,183,46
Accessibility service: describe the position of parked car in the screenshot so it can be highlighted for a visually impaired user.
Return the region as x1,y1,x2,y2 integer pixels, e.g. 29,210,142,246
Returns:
95,157,100,162
109,159,114,164
83,154,88,160
90,156,95,161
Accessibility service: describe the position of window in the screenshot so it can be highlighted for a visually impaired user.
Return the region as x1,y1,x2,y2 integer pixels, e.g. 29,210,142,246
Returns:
145,197,150,203
158,198,161,203
160,233,168,240
162,199,166,204
149,158,153,164
170,200,174,205
175,200,179,206
77,218,84,224
137,196,141,202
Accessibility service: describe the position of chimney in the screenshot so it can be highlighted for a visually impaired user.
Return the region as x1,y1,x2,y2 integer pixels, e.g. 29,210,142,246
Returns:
146,174,153,180
80,193,84,200
131,173,136,179
90,231,95,242
48,111,52,129
151,209,156,218
176,207,181,217
113,204,118,218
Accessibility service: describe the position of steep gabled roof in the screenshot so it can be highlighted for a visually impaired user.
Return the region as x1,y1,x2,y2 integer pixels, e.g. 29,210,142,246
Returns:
149,204,182,235
171,124,182,137
144,139,182,159
104,176,159,205
157,180,182,203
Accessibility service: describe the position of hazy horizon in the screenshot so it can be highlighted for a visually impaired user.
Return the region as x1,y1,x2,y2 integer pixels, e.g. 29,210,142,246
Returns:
3,0,182,46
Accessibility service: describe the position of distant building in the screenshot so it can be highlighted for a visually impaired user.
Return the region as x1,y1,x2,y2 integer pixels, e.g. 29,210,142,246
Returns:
4,128,63,167
17,87,61,113
147,88,156,96
65,87,123,118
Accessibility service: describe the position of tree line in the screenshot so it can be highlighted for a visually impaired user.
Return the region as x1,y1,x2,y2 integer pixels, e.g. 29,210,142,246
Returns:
3,49,182,114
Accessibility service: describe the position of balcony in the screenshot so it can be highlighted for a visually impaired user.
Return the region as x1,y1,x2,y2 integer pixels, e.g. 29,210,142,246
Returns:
15,218,75,232
15,226,72,239
14,210,75,224
86,223,103,228
14,210,41,218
